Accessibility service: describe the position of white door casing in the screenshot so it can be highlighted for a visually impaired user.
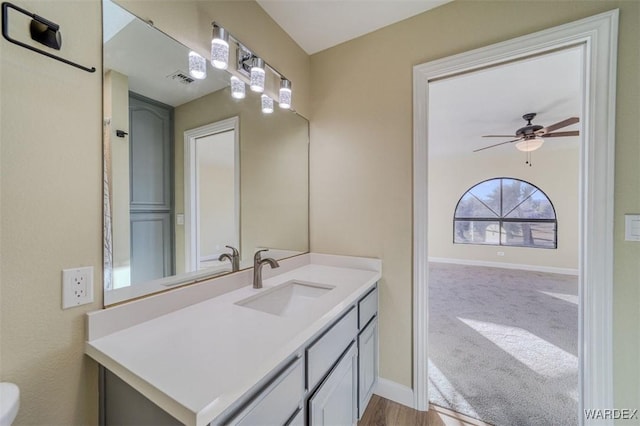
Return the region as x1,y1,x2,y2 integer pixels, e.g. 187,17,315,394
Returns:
412,9,618,424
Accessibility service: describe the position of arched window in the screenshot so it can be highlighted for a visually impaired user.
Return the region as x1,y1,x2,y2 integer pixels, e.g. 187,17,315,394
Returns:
453,178,557,248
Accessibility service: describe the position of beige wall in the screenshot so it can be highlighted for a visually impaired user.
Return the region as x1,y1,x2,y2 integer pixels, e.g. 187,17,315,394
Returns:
0,1,310,424
309,0,639,409
429,147,579,270
0,1,102,424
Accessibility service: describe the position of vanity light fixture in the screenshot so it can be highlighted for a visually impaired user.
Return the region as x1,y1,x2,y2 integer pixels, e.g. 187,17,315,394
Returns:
279,79,292,109
250,57,265,93
188,51,207,80
212,22,293,109
230,76,246,99
211,23,229,70
261,95,274,114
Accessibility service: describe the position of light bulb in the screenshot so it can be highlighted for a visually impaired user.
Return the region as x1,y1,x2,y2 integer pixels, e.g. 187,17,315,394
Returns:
279,79,292,109
250,57,265,93
230,76,245,99
188,51,206,80
211,25,229,70
515,137,544,152
261,95,274,114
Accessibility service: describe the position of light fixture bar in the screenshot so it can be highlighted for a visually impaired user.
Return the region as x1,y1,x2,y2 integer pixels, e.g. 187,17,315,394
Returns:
213,22,293,108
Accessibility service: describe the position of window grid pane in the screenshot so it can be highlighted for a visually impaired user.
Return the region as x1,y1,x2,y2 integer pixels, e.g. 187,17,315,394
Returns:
453,178,557,249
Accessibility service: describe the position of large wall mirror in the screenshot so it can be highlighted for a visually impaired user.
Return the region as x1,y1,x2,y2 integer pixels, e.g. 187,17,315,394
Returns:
103,0,309,306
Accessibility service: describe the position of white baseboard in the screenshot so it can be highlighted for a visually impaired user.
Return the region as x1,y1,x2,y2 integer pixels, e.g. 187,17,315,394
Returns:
374,378,415,409
428,257,579,276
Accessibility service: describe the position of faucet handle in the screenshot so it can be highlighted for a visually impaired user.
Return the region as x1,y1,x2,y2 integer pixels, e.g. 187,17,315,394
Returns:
254,248,269,262
225,245,239,256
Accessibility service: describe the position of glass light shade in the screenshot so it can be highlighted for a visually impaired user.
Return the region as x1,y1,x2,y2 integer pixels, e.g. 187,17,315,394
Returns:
230,76,246,99
261,95,274,114
188,51,206,80
515,137,544,152
210,25,229,70
279,79,292,109
250,58,265,93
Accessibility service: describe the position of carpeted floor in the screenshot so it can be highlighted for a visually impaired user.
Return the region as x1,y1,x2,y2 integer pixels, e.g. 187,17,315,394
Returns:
428,262,578,426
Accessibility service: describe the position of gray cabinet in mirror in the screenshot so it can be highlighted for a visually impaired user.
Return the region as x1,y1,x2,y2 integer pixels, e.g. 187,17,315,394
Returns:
102,0,309,306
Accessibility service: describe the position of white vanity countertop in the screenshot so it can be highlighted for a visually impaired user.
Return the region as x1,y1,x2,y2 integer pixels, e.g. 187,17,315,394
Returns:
85,254,381,426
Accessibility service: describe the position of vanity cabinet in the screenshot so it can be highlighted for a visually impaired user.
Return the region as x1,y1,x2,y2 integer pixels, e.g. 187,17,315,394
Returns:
99,284,378,426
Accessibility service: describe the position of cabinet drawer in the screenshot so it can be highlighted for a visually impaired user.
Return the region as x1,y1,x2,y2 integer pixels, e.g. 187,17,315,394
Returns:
358,286,378,329
230,357,304,426
307,307,357,390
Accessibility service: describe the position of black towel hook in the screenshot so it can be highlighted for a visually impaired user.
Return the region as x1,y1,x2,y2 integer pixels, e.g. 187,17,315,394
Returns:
1,2,96,73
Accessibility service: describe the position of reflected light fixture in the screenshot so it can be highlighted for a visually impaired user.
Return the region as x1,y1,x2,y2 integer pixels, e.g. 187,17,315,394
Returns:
230,76,246,99
250,57,265,93
279,79,292,109
188,51,206,80
211,24,229,69
515,136,544,152
261,95,274,114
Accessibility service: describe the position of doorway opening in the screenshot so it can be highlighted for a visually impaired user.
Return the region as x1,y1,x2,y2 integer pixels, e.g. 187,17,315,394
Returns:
413,10,618,425
426,47,582,425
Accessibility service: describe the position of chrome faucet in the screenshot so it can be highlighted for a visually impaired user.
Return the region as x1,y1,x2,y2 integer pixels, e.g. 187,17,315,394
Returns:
218,245,240,272
253,249,280,289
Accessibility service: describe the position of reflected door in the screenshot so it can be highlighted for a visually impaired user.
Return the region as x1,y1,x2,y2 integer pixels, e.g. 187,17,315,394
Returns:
195,130,238,269
129,93,174,284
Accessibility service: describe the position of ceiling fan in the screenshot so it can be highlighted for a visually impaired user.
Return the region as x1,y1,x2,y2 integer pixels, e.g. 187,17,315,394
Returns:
474,112,579,153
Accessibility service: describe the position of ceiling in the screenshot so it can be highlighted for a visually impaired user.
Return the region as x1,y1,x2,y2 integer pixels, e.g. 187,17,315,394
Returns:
256,0,451,54
429,46,583,159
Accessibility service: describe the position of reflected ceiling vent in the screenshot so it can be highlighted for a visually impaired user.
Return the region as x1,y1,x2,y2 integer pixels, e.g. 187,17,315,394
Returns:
167,70,195,85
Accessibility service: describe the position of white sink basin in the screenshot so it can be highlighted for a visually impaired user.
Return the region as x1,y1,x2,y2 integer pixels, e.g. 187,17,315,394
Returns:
236,280,335,316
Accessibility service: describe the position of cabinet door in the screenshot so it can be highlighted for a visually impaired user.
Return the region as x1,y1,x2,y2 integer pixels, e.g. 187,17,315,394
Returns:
358,318,378,418
309,342,357,426
230,357,304,426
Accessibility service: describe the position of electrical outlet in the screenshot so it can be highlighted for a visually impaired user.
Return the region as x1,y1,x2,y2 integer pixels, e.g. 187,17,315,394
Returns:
497,251,505,256
62,266,94,309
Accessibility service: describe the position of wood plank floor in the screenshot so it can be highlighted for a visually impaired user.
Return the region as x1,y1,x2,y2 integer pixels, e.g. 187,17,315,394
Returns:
359,395,493,426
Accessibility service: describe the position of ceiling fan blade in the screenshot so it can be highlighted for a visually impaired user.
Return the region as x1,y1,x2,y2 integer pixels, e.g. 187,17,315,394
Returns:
473,138,521,152
542,130,580,138
482,134,517,138
540,117,579,134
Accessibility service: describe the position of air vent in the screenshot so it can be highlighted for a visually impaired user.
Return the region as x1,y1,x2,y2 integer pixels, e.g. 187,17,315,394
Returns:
167,70,195,85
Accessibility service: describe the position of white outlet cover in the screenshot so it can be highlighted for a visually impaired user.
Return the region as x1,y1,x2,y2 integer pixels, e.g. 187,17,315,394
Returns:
62,266,94,309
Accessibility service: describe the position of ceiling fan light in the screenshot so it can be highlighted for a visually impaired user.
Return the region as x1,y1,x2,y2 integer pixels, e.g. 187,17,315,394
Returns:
516,137,544,152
